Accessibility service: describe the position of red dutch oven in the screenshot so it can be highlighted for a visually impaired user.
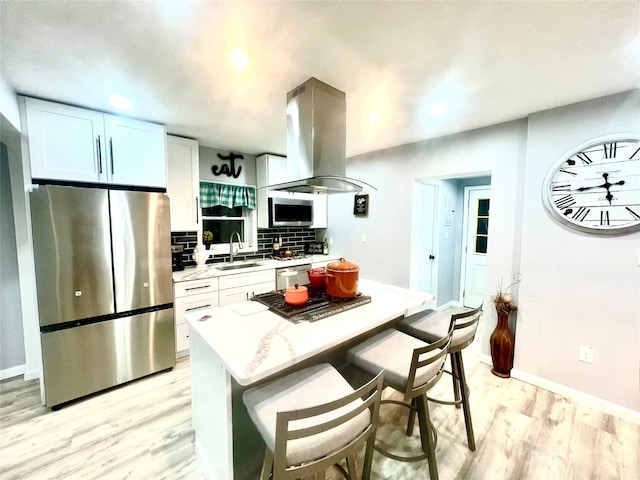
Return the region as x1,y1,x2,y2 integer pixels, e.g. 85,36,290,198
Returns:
325,258,359,298
307,268,327,289
284,284,309,305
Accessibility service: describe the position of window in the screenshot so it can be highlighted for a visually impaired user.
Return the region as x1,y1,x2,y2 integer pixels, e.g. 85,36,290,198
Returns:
475,198,490,254
200,182,257,251
202,205,245,244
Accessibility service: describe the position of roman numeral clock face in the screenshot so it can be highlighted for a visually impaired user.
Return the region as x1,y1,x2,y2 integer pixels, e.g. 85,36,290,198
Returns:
542,136,640,235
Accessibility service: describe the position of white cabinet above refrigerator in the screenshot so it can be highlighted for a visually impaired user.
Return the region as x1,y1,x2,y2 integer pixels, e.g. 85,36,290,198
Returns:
23,97,167,189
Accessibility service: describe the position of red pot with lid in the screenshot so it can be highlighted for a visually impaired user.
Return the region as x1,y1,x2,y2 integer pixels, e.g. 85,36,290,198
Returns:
307,268,327,289
284,284,309,305
325,258,359,298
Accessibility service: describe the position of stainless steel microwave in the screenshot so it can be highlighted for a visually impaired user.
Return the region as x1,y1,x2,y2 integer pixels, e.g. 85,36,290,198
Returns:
268,197,313,227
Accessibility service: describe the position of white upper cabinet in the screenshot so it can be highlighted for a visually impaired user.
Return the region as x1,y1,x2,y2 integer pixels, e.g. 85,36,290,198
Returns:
104,115,166,188
166,135,200,232
24,97,167,188
256,154,287,228
25,98,105,183
310,193,327,229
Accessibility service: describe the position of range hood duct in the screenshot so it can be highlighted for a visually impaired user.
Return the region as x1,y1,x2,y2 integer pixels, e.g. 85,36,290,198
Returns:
267,77,375,194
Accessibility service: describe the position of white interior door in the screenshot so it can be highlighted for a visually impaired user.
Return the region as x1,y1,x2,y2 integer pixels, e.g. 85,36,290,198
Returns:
411,183,437,298
461,186,491,308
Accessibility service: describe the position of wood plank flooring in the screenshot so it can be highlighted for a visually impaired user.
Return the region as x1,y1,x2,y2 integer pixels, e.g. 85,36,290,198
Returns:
2,329,639,479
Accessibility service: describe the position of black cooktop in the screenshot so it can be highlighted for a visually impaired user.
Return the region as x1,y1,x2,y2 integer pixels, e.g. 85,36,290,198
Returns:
253,288,371,324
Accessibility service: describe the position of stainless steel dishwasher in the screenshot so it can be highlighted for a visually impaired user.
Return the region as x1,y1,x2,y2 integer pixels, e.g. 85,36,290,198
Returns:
275,263,312,290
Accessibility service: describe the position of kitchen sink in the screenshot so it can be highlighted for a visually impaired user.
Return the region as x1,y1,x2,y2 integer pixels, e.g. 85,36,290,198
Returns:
215,262,261,271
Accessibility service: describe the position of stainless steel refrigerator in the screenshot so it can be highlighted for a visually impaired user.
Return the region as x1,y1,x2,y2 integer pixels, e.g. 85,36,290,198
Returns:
30,185,175,408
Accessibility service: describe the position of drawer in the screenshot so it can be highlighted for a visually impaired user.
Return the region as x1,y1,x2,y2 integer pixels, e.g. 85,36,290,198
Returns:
218,281,275,306
176,322,190,356
174,291,218,325
174,277,218,297
219,270,274,290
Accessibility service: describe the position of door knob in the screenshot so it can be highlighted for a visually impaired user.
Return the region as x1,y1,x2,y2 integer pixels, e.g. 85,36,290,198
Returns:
429,255,435,260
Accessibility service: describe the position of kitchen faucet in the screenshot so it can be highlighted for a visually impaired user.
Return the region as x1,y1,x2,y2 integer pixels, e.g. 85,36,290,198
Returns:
229,231,243,263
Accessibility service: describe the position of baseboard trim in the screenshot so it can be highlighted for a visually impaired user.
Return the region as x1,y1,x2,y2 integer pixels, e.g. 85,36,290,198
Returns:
437,300,461,311
0,364,26,381
478,354,640,425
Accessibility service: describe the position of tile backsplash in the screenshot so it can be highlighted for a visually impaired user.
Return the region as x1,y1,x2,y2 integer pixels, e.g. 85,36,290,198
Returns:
171,227,316,266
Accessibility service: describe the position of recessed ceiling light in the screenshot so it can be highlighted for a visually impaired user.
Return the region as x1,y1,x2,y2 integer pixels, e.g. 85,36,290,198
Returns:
369,110,380,123
427,102,449,116
230,48,249,70
109,94,133,111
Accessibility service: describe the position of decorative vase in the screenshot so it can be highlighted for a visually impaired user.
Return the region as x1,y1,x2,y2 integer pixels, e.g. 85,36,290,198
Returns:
490,309,515,378
193,245,211,268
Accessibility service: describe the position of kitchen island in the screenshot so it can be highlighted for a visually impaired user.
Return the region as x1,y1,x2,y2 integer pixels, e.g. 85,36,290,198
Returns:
187,278,435,480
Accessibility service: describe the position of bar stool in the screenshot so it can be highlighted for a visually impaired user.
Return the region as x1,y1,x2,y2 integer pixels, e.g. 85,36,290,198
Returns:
242,363,384,480
346,323,454,480
397,303,483,451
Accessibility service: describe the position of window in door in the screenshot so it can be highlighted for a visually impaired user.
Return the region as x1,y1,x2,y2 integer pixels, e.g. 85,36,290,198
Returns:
475,198,490,254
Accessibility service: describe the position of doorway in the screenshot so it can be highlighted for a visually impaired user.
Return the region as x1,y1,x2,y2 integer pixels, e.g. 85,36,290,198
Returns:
410,182,437,301
460,186,491,308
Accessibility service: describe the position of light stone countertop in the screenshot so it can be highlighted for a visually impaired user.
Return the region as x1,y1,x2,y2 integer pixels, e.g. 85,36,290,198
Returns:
173,254,342,282
186,278,435,386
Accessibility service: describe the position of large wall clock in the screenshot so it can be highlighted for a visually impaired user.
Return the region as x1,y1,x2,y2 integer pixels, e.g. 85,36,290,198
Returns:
542,135,640,235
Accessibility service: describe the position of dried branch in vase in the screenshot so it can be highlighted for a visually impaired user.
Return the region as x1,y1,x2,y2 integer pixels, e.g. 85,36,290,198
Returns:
492,274,521,315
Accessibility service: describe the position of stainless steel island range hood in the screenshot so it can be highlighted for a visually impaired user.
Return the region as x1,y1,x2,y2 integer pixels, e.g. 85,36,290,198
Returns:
267,77,375,194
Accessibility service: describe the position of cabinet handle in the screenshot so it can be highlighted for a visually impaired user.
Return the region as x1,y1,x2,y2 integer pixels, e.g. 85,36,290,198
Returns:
185,285,211,291
186,304,212,312
96,136,103,174
109,137,115,176
195,196,199,224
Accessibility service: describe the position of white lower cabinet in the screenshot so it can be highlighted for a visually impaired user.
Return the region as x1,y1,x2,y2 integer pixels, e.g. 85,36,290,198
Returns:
218,270,275,306
174,278,219,356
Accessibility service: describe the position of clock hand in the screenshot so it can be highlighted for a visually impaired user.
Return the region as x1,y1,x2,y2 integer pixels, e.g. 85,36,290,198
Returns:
575,173,625,205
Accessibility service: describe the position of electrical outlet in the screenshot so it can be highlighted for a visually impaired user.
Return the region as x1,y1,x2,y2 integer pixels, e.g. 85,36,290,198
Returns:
362,234,367,243
579,345,594,364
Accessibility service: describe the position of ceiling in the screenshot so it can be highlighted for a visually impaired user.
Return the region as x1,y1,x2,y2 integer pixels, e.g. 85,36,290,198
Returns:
1,1,639,158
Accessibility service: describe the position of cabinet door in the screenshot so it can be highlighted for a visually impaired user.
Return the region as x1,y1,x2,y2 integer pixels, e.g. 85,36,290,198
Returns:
104,114,167,188
256,154,288,228
167,136,200,231
310,194,328,228
25,98,106,183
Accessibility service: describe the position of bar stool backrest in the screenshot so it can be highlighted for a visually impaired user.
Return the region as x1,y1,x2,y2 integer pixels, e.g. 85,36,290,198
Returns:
272,370,385,479
450,302,484,353
403,316,455,403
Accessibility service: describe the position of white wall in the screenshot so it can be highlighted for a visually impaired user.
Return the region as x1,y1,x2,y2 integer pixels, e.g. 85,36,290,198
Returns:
515,90,640,411
1,142,26,374
0,77,21,132
328,119,525,347
329,90,639,413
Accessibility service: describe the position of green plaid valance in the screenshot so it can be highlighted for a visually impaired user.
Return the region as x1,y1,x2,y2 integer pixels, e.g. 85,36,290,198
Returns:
199,182,256,209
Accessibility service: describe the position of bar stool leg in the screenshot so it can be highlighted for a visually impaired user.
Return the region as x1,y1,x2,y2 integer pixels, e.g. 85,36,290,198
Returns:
362,434,376,480
451,353,462,409
455,351,476,451
346,454,358,479
416,394,439,480
260,449,273,480
406,397,417,436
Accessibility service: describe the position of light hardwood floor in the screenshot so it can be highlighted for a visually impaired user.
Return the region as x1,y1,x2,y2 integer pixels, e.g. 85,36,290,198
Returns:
2,332,639,479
